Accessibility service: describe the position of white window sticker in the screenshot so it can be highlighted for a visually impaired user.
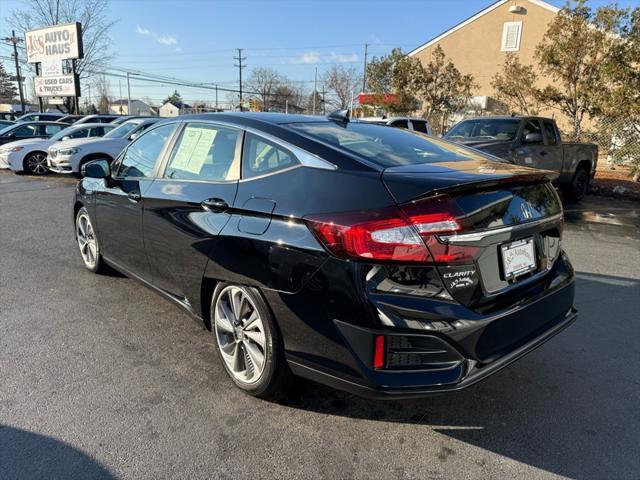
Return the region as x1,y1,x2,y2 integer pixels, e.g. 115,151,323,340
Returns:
170,126,218,175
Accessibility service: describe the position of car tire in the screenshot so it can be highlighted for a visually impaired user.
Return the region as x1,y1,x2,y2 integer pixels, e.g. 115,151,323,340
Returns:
23,152,49,175
211,282,290,398
75,207,106,273
566,166,590,201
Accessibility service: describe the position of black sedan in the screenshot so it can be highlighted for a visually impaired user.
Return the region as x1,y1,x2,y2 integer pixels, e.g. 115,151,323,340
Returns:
73,112,576,399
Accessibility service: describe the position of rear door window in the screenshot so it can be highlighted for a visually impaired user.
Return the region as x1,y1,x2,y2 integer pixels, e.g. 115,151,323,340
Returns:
542,121,557,145
164,123,240,181
389,119,408,129
411,120,429,134
45,124,64,136
242,132,298,179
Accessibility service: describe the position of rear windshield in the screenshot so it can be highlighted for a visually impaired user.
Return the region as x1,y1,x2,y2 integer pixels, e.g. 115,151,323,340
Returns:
287,121,486,168
445,119,519,141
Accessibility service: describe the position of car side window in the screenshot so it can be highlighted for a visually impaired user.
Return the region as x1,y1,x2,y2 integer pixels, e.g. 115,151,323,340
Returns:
115,124,175,178
542,121,557,145
164,123,240,181
242,132,298,179
521,120,542,143
45,124,64,135
13,125,38,137
390,119,409,129
69,128,89,138
412,120,428,134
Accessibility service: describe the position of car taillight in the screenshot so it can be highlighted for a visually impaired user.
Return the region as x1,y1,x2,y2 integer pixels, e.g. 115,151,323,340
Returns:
305,195,478,264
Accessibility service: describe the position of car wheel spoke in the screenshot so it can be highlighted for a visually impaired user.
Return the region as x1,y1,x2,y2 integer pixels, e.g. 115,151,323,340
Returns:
243,338,264,372
243,328,265,349
216,303,235,334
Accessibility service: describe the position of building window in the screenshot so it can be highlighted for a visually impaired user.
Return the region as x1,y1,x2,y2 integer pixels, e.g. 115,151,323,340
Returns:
501,21,522,51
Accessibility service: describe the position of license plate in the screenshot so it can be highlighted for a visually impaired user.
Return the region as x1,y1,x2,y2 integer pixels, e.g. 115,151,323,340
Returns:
501,238,536,279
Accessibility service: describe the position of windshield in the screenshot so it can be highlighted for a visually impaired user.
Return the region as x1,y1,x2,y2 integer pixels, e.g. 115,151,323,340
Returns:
288,121,490,168
0,124,15,135
104,121,139,138
445,119,519,141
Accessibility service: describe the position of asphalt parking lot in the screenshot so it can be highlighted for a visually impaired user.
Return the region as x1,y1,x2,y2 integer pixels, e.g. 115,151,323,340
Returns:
1,170,639,480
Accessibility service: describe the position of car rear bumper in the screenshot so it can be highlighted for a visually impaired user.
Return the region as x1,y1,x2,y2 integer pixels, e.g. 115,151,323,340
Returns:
274,252,576,399
289,305,576,399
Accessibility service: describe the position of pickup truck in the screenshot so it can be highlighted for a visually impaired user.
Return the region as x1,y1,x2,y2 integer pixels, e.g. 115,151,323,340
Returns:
444,116,598,200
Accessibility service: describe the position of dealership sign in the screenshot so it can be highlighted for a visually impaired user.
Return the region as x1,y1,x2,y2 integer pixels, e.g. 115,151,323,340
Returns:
25,22,83,63
34,74,79,97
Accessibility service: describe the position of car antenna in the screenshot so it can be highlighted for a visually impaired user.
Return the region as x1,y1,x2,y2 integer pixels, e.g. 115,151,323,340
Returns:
327,109,350,125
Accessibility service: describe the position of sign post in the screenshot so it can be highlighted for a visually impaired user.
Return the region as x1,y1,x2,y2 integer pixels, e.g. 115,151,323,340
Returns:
25,22,84,113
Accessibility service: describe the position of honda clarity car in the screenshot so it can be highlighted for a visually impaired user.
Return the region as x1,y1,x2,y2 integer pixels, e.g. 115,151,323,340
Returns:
73,112,577,399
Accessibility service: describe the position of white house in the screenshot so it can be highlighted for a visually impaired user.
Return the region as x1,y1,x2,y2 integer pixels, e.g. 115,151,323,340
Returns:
159,102,193,117
108,99,152,116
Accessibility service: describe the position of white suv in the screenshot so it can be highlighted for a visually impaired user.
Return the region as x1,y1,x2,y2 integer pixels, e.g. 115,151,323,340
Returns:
359,116,432,135
48,118,159,175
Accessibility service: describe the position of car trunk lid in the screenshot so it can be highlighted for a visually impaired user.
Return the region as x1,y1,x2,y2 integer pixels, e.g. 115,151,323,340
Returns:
382,160,563,308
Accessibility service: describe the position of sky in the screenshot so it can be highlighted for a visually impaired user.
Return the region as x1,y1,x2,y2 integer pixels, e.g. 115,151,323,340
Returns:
1,0,637,107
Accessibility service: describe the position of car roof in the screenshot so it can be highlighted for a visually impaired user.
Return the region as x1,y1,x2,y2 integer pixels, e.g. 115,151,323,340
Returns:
175,112,329,126
11,121,67,126
67,122,115,129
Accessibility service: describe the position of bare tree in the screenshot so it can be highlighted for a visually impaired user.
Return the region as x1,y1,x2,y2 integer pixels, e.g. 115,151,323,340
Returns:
245,67,281,111
94,73,110,113
323,64,360,109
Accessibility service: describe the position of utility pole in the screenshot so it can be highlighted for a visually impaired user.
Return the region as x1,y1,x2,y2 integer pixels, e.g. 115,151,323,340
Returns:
126,71,132,115
321,84,326,115
362,43,369,94
313,66,317,115
215,84,218,110
234,48,246,111
4,31,26,113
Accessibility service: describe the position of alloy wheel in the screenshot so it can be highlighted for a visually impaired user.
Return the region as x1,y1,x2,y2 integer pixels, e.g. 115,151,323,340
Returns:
27,153,49,175
76,212,98,269
214,286,267,385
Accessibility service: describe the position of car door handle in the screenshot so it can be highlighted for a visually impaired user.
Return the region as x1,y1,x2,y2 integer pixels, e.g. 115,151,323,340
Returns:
201,198,229,212
539,151,548,156
128,191,142,202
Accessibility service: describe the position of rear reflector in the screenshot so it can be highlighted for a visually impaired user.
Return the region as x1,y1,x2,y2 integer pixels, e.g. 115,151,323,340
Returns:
373,335,385,369
305,195,477,264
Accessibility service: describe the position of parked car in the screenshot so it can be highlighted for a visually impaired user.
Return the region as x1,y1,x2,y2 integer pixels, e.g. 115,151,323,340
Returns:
0,121,66,147
58,115,86,124
0,112,18,121
444,116,598,200
48,117,159,174
73,112,576,399
110,115,157,125
15,112,66,123
75,114,120,124
0,120,15,129
359,116,432,135
0,123,116,175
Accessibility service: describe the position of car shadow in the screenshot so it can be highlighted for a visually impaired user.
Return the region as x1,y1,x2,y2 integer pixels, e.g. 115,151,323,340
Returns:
273,271,640,479
0,425,118,480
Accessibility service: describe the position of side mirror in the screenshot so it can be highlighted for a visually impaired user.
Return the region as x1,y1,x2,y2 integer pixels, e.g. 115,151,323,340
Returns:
82,158,111,178
61,136,70,141
128,132,138,141
7,132,16,138
524,132,543,143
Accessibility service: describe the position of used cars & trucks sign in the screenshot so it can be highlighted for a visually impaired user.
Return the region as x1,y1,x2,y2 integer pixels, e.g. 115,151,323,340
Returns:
34,74,80,97
25,23,83,64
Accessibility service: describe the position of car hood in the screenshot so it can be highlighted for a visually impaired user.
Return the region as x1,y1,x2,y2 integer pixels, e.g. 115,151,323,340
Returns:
51,137,120,150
